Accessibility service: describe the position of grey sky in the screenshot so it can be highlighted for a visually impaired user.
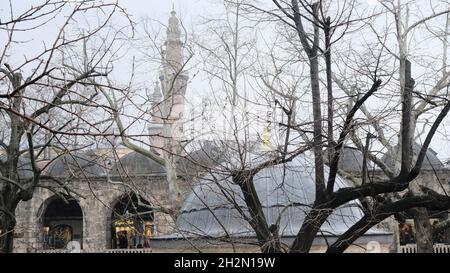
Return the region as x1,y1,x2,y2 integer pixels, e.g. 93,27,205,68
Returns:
2,0,450,162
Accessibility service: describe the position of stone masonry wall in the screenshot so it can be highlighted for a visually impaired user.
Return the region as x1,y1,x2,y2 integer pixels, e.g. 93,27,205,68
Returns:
13,175,191,253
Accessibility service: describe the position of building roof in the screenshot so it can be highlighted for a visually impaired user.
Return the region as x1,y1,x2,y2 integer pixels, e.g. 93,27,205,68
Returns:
167,153,386,239
176,140,225,175
338,144,444,173
47,151,107,177
110,151,166,176
0,155,34,180
338,148,375,173
109,141,225,177
381,143,444,170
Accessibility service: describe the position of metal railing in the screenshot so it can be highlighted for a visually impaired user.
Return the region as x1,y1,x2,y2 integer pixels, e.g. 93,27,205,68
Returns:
399,244,450,253
103,248,152,253
36,248,152,253
37,249,74,253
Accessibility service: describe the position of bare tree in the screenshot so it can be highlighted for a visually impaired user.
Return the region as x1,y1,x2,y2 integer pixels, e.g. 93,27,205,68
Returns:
99,10,195,211
175,0,450,253
331,0,450,253
6,0,449,254
0,0,129,253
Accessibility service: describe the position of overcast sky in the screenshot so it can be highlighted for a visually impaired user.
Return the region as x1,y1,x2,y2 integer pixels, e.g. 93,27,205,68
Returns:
2,0,450,161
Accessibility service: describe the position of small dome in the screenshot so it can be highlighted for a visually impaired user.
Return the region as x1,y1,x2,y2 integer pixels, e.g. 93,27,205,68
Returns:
338,148,375,173
47,152,107,177
175,153,383,238
110,151,165,176
176,141,225,174
0,155,34,180
382,143,444,170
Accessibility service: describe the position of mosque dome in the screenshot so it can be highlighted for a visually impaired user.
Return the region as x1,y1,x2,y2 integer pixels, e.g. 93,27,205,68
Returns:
338,148,376,173
176,141,225,175
0,155,34,180
381,143,444,170
47,151,107,177
110,151,166,176
173,153,384,239
110,142,224,177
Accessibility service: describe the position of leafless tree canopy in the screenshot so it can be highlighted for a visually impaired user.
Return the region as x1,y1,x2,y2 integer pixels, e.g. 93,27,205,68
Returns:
1,0,450,253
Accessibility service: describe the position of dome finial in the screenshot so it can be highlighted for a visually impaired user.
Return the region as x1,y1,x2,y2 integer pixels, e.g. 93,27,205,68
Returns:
261,111,274,151
262,127,271,145
171,2,176,15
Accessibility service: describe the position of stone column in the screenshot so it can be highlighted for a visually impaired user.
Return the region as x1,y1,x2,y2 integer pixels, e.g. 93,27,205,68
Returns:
81,198,109,252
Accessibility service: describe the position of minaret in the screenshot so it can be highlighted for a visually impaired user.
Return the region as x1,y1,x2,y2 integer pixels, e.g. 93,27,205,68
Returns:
148,81,164,154
149,9,189,155
164,9,184,74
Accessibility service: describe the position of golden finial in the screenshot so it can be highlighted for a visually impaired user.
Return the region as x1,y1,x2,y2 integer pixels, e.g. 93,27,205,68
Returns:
261,111,273,150
262,126,271,146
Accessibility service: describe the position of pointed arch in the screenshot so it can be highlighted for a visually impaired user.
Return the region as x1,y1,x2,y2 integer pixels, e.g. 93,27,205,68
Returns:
108,193,154,249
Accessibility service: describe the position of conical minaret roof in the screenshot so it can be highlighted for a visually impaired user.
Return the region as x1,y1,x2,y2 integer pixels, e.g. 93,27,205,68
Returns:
162,8,184,75
151,81,162,103
167,9,181,42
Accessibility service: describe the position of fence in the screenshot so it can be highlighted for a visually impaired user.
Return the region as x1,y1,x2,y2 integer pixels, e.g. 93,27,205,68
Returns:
399,244,450,253
36,248,152,253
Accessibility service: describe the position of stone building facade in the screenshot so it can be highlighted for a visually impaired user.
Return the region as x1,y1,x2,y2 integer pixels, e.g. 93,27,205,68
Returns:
13,146,450,253
13,170,191,253
13,9,194,253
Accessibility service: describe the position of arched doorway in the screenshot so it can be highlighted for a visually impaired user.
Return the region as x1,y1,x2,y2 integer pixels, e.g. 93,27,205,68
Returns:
41,196,83,250
110,193,154,249
399,211,450,246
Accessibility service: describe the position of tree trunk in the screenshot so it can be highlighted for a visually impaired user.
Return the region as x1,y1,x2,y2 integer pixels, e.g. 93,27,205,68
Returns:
233,171,283,253
412,207,433,253
163,120,181,208
289,2,327,253
290,204,330,253
409,180,434,253
0,215,15,253
403,59,433,252
309,54,326,201
324,16,334,163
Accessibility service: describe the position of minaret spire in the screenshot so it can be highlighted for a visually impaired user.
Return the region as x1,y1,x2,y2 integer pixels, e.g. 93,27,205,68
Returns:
148,80,164,153
149,10,189,156
165,7,183,73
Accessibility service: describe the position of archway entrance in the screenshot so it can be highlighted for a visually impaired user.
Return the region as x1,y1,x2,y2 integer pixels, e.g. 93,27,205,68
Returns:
111,194,154,249
399,211,450,245
41,197,83,249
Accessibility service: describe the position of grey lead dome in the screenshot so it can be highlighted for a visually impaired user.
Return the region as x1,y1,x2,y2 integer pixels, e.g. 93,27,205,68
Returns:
47,152,107,177
381,143,444,170
110,151,166,176
173,153,385,239
338,148,375,173
0,155,34,180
